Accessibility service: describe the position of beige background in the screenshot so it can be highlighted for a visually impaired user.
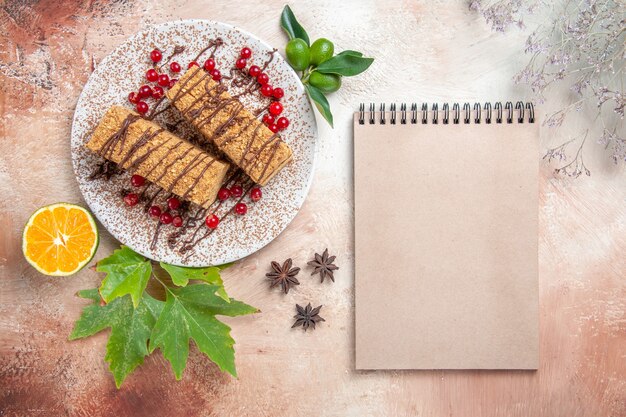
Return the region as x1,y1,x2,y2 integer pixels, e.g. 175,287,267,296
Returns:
0,1,624,416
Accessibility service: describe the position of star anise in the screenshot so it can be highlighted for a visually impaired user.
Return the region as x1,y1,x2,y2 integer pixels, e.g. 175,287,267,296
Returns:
292,303,325,331
307,248,339,283
266,258,300,294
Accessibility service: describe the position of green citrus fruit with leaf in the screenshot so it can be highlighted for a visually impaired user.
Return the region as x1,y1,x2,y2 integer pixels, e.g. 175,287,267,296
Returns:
286,38,310,71
310,38,334,66
309,71,342,93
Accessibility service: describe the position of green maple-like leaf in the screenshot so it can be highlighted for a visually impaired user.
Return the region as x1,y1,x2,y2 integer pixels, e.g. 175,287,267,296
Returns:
69,289,163,387
148,284,258,379
98,246,152,307
160,262,231,302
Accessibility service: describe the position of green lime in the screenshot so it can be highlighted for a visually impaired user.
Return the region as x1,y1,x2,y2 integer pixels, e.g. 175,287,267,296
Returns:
309,71,342,93
310,38,334,66
286,39,310,71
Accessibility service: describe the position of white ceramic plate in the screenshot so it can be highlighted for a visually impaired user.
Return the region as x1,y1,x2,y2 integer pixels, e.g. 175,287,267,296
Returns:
71,20,317,266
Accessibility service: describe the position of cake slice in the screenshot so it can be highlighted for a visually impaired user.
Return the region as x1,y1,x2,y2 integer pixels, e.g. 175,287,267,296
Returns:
86,106,230,208
166,67,293,186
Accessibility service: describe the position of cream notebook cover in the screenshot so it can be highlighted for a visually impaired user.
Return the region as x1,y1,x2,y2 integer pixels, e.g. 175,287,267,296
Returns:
354,103,539,370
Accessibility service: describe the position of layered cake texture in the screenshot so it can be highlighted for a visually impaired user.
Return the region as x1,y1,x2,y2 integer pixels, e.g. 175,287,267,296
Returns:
167,67,293,186
86,106,230,208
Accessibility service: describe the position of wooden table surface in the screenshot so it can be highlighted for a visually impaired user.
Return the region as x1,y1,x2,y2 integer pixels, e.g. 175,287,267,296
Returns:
1,1,624,416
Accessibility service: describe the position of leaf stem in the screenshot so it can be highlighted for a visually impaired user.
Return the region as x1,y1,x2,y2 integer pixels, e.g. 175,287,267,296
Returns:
152,273,174,296
300,66,314,84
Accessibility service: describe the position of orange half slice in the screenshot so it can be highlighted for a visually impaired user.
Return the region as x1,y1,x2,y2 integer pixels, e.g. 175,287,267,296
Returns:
22,203,99,276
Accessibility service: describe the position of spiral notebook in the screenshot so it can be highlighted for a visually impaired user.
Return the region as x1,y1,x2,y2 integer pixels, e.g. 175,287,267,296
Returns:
354,102,539,370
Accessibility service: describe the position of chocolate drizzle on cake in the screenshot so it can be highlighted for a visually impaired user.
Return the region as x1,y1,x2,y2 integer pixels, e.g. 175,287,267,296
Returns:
168,55,286,185
85,38,290,257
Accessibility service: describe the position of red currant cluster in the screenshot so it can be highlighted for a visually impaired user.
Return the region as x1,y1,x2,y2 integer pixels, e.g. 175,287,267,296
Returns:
127,48,186,115
205,185,263,229
148,196,184,228
236,47,290,134
123,174,185,228
196,57,222,81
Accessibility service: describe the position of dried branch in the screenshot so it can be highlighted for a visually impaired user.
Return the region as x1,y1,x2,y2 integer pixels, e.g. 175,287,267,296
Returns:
471,0,626,176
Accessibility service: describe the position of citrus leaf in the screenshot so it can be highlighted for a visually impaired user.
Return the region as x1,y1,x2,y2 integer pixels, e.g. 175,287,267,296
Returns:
336,50,363,57
148,284,258,379
160,262,230,302
315,54,374,76
69,289,163,388
305,84,334,127
280,5,310,45
97,246,152,307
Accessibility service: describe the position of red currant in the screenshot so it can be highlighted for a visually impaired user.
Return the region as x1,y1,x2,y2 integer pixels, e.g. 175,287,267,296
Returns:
157,73,170,87
151,85,164,99
234,202,248,215
249,65,261,77
130,174,145,187
205,214,219,229
146,68,158,82
217,187,231,201
160,212,173,225
128,91,139,104
150,49,162,63
211,69,221,81
149,205,162,218
262,114,275,125
167,197,181,210
269,102,283,116
188,61,199,69
277,116,290,130
169,78,178,88
272,87,284,99
250,187,262,202
261,84,273,97
230,185,243,198
172,216,183,227
136,101,149,114
203,58,215,71
235,58,247,69
139,84,152,98
257,73,269,85
170,61,181,73
240,47,252,59
268,123,279,133
124,193,139,206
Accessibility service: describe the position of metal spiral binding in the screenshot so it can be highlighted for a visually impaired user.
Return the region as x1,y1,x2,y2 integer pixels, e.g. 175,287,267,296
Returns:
473,103,481,124
526,102,535,123
453,103,460,124
495,102,503,123
358,102,535,125
484,102,492,124
463,103,471,124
